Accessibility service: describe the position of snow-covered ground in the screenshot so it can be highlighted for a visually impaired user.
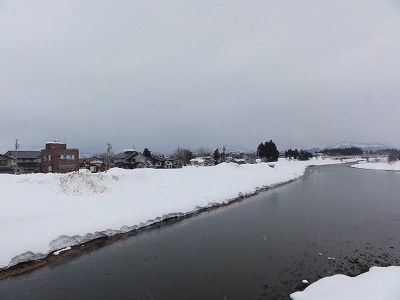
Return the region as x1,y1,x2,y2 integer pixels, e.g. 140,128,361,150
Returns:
1,158,341,269
290,266,400,300
351,158,400,171
2,157,399,299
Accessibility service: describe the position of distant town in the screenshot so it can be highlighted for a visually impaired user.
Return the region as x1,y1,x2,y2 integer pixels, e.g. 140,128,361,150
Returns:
0,139,398,175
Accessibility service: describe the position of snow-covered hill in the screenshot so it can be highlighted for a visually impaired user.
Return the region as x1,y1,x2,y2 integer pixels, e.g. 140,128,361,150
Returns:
304,142,392,153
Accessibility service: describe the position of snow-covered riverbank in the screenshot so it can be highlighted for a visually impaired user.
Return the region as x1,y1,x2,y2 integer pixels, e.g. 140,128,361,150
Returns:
351,159,400,172
4,158,400,299
290,266,400,300
1,158,343,270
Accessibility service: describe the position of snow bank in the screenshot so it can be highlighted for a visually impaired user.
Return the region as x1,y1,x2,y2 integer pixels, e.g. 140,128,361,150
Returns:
352,160,400,172
0,158,341,269
290,266,400,300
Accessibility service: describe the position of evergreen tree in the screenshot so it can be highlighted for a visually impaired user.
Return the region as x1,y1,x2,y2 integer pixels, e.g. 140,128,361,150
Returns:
213,149,220,164
285,148,313,161
257,140,279,162
293,149,299,160
298,150,313,161
320,147,363,156
257,143,266,158
265,140,279,162
143,148,152,158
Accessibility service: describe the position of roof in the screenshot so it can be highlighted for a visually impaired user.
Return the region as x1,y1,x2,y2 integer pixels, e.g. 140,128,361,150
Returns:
114,151,139,160
0,154,13,160
5,151,41,159
46,139,64,144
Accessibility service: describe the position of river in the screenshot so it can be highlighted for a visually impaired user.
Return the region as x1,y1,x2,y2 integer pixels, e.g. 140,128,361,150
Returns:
1,163,400,299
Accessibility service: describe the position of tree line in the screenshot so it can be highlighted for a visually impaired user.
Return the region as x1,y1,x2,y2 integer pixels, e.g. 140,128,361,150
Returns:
284,149,313,161
320,147,363,156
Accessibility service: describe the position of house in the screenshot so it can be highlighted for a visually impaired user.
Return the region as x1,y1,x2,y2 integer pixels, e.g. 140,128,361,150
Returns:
4,150,41,174
164,157,182,169
147,157,163,169
41,140,79,173
0,154,14,174
114,149,149,169
147,156,182,169
190,156,215,166
80,157,106,173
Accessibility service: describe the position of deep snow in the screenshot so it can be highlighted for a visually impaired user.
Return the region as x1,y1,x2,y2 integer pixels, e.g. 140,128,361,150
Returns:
290,266,400,300
2,158,399,299
0,158,339,269
351,159,400,172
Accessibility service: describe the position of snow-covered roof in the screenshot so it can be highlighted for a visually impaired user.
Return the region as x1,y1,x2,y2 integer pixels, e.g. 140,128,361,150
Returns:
190,157,205,163
46,139,64,144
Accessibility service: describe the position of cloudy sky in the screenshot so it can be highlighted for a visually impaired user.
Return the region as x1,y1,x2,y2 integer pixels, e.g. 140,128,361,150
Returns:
1,0,400,154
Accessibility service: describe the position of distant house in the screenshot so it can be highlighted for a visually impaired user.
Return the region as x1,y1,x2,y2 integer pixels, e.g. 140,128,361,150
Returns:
114,150,149,169
41,140,79,173
190,156,215,167
147,157,182,169
80,157,106,173
4,150,41,174
164,157,182,169
147,157,163,169
0,154,14,174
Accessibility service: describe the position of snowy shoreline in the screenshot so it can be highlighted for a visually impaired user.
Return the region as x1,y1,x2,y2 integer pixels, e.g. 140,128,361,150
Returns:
350,159,400,172
1,158,346,273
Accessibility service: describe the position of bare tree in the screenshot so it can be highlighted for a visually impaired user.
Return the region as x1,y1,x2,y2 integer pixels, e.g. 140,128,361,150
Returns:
388,151,400,164
94,143,115,170
196,147,212,157
173,147,194,166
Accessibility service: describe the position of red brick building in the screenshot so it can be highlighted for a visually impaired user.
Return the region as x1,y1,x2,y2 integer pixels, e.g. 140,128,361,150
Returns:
41,140,79,173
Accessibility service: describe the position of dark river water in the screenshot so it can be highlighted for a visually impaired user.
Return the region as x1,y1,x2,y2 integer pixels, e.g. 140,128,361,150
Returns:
1,164,400,299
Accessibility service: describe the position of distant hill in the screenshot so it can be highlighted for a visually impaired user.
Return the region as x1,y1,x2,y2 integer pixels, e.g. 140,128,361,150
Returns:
304,142,393,153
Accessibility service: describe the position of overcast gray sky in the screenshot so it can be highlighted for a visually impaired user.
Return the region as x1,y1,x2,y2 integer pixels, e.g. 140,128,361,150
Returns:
1,0,400,154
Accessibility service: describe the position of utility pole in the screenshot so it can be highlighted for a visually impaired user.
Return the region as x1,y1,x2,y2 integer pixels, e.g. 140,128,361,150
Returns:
106,142,112,171
14,139,20,174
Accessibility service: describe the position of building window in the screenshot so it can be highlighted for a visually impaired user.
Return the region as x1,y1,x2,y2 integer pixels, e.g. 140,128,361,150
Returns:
48,166,52,172
0,160,7,166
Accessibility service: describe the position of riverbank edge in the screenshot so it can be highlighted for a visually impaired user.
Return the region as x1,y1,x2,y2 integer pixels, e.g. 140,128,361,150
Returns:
350,165,400,172
0,166,312,280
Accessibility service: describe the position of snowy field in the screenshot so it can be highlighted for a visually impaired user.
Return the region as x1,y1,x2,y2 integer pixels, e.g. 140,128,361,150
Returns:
2,158,400,299
351,158,400,171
